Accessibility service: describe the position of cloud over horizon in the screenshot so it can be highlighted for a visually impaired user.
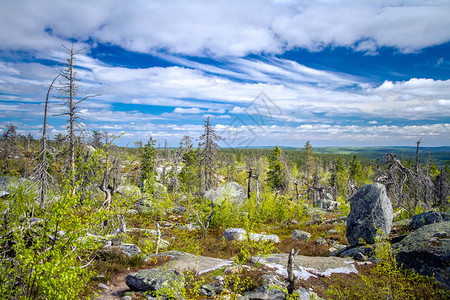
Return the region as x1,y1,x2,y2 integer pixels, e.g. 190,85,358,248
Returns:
0,0,449,147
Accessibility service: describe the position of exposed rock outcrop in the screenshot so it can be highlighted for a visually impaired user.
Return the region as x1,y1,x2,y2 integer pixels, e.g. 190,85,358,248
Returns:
412,211,450,229
393,221,450,288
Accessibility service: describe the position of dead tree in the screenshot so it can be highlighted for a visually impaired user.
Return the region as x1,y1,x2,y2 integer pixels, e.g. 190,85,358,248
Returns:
98,132,118,209
294,180,300,201
247,168,261,206
57,44,99,195
374,152,434,214
287,248,295,295
33,75,59,206
188,200,215,238
0,124,18,174
198,117,223,191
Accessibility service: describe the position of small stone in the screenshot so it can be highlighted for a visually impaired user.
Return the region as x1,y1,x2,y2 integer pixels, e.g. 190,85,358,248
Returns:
329,247,338,253
120,296,132,300
215,275,225,285
327,229,338,235
327,239,336,246
314,237,327,245
98,283,109,290
334,243,347,250
292,230,311,241
354,252,368,261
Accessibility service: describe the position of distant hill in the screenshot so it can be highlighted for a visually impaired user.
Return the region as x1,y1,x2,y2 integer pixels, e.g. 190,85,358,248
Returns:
311,146,450,167
229,146,450,167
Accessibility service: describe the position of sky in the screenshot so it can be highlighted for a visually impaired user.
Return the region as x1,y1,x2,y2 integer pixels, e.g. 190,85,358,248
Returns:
0,0,449,148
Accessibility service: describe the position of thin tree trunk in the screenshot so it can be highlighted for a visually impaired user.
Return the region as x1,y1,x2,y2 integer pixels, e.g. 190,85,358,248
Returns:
287,249,295,295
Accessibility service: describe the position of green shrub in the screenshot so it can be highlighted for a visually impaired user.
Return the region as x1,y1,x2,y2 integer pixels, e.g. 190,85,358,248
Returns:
326,239,449,299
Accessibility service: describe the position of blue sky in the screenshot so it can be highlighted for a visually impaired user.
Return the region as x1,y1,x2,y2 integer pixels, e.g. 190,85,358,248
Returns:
0,0,449,148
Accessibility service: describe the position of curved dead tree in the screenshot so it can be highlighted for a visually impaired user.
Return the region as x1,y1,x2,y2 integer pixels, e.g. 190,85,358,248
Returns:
374,152,435,214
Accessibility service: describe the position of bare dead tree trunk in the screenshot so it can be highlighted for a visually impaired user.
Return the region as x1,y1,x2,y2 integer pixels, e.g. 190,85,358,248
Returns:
58,44,100,196
34,74,59,207
294,181,300,201
155,221,161,254
255,173,260,207
414,139,421,211
415,139,421,173
203,204,215,238
247,169,253,199
287,248,295,295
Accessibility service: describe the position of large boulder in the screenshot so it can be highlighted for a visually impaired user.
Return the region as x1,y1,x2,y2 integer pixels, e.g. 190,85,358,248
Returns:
203,182,247,205
393,221,450,288
346,183,393,246
125,269,184,293
412,211,450,229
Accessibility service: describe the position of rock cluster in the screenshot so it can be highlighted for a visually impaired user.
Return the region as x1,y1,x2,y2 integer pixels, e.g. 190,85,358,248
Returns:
222,228,280,243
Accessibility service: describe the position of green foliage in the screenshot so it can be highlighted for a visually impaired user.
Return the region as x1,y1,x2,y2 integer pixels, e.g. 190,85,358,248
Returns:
224,238,274,298
326,238,449,299
0,185,102,299
141,137,157,186
179,148,199,193
266,146,288,192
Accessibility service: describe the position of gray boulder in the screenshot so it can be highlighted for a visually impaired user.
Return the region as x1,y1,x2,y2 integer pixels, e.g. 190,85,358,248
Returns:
292,230,311,242
320,193,339,211
119,244,141,257
203,182,247,205
393,221,450,288
412,211,450,229
198,283,224,297
346,183,393,246
331,244,375,258
223,228,247,241
223,228,280,243
244,284,286,300
125,269,184,293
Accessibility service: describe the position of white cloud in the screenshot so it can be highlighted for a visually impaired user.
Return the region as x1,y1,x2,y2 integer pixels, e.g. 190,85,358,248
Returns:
1,1,449,56
173,107,203,114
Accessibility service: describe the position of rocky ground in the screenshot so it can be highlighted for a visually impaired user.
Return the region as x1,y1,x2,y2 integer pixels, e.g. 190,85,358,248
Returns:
91,183,449,299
